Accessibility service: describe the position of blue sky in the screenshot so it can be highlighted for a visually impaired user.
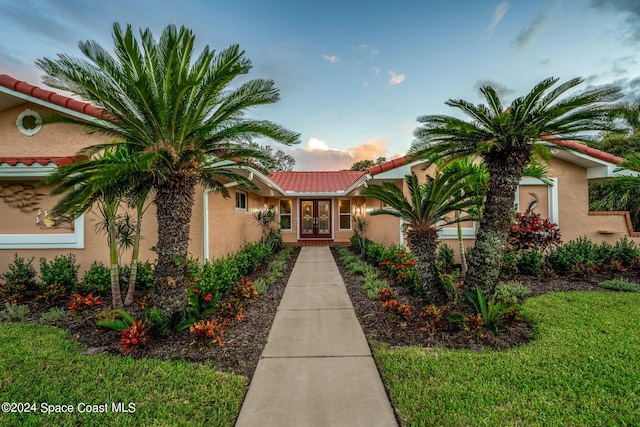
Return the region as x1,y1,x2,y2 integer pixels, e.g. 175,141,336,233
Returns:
2,0,640,170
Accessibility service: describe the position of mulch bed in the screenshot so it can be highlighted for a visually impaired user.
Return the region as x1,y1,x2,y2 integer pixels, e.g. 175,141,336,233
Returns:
13,244,638,378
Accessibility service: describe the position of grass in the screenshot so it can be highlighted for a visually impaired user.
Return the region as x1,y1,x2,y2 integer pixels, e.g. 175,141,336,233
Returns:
0,323,248,427
372,292,640,426
599,278,640,293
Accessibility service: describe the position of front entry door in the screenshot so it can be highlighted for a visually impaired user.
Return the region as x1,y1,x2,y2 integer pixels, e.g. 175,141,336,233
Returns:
300,199,332,238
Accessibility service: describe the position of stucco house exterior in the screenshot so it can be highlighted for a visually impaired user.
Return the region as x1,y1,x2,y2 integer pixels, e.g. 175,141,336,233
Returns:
1,73,639,273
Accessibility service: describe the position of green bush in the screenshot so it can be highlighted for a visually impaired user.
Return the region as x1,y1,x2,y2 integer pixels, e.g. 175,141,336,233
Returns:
598,278,640,293
120,261,155,291
1,255,38,301
545,237,599,276
517,250,542,276
363,278,389,300
494,281,532,305
364,241,386,264
39,254,79,293
613,237,640,267
78,261,111,295
436,243,455,270
500,250,518,279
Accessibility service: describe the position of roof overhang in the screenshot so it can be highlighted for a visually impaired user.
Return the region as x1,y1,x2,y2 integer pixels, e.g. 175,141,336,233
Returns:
545,143,639,180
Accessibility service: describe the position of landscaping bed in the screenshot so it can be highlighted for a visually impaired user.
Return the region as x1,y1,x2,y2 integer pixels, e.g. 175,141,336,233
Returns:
330,246,636,352
8,246,300,378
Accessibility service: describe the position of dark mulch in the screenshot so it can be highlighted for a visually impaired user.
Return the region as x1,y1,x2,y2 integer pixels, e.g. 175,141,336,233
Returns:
18,246,300,378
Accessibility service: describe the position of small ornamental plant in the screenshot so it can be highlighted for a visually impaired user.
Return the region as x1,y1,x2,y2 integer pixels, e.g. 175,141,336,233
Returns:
377,287,397,301
68,293,102,314
381,298,412,321
464,313,486,339
215,297,245,321
419,304,447,332
119,320,147,355
232,277,258,299
189,319,229,346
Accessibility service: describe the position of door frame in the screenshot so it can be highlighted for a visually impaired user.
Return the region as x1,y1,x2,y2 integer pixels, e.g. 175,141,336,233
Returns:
298,198,333,239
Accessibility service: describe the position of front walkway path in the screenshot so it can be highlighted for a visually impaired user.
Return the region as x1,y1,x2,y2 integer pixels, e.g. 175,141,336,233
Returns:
235,247,398,427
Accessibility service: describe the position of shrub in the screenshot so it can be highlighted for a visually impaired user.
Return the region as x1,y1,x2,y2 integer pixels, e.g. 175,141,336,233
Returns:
598,278,640,293
419,305,447,332
381,298,412,321
364,240,385,264
0,302,30,322
38,307,70,325
517,250,542,276
494,281,532,305
78,261,111,295
254,278,268,294
1,255,38,301
613,237,640,267
189,319,228,346
120,261,155,291
39,254,79,293
546,237,599,276
363,278,389,300
232,277,258,299
437,243,455,272
500,250,518,279
509,211,561,252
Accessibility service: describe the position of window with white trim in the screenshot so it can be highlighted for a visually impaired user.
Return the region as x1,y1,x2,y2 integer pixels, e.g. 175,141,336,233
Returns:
339,199,352,230
279,200,292,230
235,190,247,211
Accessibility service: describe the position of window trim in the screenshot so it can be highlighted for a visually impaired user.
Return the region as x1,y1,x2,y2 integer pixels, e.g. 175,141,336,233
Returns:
338,199,352,231
279,199,293,231
235,190,248,211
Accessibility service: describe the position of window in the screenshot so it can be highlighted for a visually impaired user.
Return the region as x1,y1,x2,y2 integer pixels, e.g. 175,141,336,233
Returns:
235,190,247,211
279,200,292,230
339,199,352,230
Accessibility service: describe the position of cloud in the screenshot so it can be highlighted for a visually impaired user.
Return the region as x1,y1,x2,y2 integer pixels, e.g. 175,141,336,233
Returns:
388,71,406,86
590,0,640,41
511,14,549,50
0,0,81,46
539,57,552,66
487,1,509,34
283,137,389,170
473,79,516,100
322,54,340,64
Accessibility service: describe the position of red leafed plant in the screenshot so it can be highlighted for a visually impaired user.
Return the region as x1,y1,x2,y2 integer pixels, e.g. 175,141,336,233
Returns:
68,292,102,313
419,304,447,332
232,277,258,299
119,320,147,355
215,297,245,321
509,211,561,252
381,298,412,321
377,287,397,301
189,319,229,346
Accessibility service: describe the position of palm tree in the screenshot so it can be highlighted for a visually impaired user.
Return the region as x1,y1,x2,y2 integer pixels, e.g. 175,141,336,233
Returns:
36,23,299,316
362,168,480,305
410,77,621,297
44,148,144,308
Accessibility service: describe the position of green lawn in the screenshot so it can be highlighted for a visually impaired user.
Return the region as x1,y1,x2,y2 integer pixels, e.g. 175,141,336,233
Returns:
372,292,640,427
0,323,247,427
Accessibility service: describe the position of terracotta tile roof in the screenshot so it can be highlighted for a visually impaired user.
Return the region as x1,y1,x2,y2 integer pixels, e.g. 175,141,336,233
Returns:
269,171,366,192
367,156,408,176
0,74,107,119
0,156,87,167
544,137,624,165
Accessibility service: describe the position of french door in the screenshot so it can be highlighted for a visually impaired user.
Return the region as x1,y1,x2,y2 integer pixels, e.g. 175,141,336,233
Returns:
300,199,332,238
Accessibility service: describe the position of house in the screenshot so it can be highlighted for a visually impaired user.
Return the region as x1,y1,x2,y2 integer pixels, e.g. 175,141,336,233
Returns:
1,73,639,273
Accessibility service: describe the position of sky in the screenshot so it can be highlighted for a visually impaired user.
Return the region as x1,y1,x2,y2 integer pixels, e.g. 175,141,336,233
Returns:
2,0,640,170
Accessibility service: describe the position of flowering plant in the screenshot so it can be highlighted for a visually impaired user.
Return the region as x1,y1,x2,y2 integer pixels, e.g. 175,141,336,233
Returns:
119,320,147,355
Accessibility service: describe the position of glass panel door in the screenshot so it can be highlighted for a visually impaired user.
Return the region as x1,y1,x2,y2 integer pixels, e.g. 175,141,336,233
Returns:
299,199,332,238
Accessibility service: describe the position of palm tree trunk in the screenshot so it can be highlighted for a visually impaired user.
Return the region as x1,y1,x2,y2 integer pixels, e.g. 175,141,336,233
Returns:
406,227,447,306
108,215,124,309
124,205,143,306
153,175,197,317
456,211,467,275
465,148,530,297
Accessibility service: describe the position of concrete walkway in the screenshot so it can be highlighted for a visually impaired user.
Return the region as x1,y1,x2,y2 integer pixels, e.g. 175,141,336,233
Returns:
235,247,398,427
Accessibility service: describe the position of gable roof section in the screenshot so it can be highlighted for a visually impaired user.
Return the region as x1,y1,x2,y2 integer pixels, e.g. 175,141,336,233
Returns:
0,74,107,120
269,171,365,193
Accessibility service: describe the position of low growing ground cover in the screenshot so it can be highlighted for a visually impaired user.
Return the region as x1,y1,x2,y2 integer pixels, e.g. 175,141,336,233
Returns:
0,323,247,427
372,292,640,426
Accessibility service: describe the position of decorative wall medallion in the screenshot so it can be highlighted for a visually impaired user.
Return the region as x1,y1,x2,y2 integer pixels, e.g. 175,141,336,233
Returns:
16,109,43,136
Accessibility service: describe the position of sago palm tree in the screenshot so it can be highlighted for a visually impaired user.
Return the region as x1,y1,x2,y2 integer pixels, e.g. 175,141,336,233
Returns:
36,23,299,316
363,168,481,305
410,77,621,297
